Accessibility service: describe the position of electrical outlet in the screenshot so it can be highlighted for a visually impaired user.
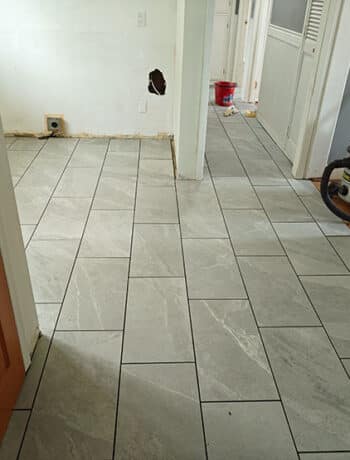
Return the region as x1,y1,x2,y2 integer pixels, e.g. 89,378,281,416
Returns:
137,10,147,27
45,114,64,135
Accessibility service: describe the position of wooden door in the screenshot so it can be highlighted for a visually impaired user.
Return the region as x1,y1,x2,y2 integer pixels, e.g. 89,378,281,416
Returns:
0,254,25,441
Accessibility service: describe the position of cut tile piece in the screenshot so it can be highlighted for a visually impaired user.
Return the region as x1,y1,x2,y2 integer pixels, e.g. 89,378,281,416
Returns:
138,159,174,186
20,331,122,460
109,139,139,153
301,276,350,357
239,257,319,326
300,455,350,460
301,193,342,223
131,224,184,277
115,363,205,460
92,175,136,210
33,198,91,240
5,136,16,148
26,239,79,303
191,300,277,400
16,303,61,409
255,186,312,222
183,239,246,299
140,139,171,159
274,223,348,275
54,167,100,197
288,179,318,196
206,150,246,178
7,150,38,176
329,236,350,270
79,210,133,258
123,278,193,362
58,258,128,331
177,178,227,238
21,225,36,247
262,327,350,451
40,138,78,157
203,402,298,460
9,138,46,150
213,177,261,209
224,209,283,256
0,411,30,460
135,185,178,223
318,222,350,236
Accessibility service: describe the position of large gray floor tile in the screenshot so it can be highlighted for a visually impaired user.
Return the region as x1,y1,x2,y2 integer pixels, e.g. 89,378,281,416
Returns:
102,151,139,178
206,150,246,177
318,222,350,236
300,455,350,460
9,138,46,150
256,186,312,222
301,276,350,357
262,327,350,451
344,360,350,377
139,159,174,186
239,256,319,326
109,139,139,153
135,185,178,223
92,175,136,210
177,178,227,238
0,411,30,460
33,197,91,240
11,175,21,186
123,278,193,362
54,167,100,197
206,132,233,151
191,299,277,400
203,402,298,460
131,224,184,277
140,139,172,159
183,239,246,299
20,331,122,460
39,138,78,157
7,150,38,176
240,156,288,186
224,209,284,256
16,304,61,409
5,136,16,148
115,363,206,460
213,177,261,209
288,179,318,196
329,237,350,270
15,185,53,225
21,225,36,247
301,193,342,223
79,210,133,257
26,240,79,303
274,223,348,275
58,258,128,331
68,147,106,168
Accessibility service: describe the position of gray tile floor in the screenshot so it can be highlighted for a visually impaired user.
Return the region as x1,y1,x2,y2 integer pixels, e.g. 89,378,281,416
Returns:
2,106,350,459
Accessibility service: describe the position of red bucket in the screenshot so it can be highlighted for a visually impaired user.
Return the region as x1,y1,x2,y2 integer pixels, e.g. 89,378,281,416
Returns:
215,81,237,106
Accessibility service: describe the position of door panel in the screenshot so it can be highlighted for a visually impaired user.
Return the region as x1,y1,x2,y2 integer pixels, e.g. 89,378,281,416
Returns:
0,254,25,441
210,0,233,81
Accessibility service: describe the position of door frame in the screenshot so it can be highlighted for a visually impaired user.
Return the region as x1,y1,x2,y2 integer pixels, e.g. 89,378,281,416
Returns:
0,120,39,370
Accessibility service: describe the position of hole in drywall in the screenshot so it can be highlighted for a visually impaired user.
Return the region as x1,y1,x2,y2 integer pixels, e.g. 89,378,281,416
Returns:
148,69,166,95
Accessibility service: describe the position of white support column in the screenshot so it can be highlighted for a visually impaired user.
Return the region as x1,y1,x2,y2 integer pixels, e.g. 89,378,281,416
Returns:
174,0,215,180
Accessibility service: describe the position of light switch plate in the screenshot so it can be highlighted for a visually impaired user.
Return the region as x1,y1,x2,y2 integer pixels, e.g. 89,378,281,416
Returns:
137,10,147,27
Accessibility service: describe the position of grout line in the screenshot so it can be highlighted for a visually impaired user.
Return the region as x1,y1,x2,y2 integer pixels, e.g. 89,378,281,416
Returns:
201,399,281,404
122,361,196,366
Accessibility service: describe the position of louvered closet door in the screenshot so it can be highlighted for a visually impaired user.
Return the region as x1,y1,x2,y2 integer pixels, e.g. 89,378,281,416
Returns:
285,0,328,162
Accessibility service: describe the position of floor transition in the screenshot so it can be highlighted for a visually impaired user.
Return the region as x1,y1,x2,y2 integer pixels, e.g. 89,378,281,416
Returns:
1,106,350,459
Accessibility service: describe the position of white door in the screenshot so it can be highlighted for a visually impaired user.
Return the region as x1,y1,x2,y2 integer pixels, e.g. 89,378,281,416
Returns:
210,0,233,81
286,0,329,162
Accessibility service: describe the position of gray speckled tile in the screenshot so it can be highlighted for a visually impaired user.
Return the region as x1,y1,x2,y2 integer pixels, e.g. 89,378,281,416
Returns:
9,138,46,151
16,303,61,409
7,150,38,176
102,151,139,178
183,239,246,299
301,276,350,357
177,178,227,238
68,148,106,168
15,185,53,225
39,138,78,157
288,179,318,196
240,156,288,186
109,139,139,153
213,177,261,209
54,167,100,198
131,224,184,277
274,223,348,275
300,455,350,460
318,222,350,236
58,258,128,331
5,136,17,148
20,331,121,460
206,150,246,177
135,185,178,223
255,186,312,222
301,193,342,223
21,225,36,247
329,237,350,270
203,402,298,460
123,278,193,363
92,175,136,210
115,363,205,460
224,209,283,256
0,411,30,460
138,159,174,186
261,327,350,451
206,132,233,151
239,256,319,326
26,239,79,303
344,360,350,377
79,210,133,258
191,300,277,400
140,139,172,159
11,175,21,186
33,198,91,240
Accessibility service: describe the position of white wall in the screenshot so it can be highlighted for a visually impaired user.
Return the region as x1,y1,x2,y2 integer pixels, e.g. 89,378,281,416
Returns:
0,0,176,136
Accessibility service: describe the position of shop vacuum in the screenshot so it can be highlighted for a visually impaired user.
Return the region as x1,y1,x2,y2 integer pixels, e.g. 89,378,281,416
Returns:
321,146,350,222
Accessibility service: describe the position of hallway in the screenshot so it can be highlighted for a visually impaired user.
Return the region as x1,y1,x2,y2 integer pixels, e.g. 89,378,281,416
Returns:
2,106,350,459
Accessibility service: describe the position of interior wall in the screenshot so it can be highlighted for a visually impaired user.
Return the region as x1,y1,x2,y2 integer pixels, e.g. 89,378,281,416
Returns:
0,0,176,136
329,69,350,161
